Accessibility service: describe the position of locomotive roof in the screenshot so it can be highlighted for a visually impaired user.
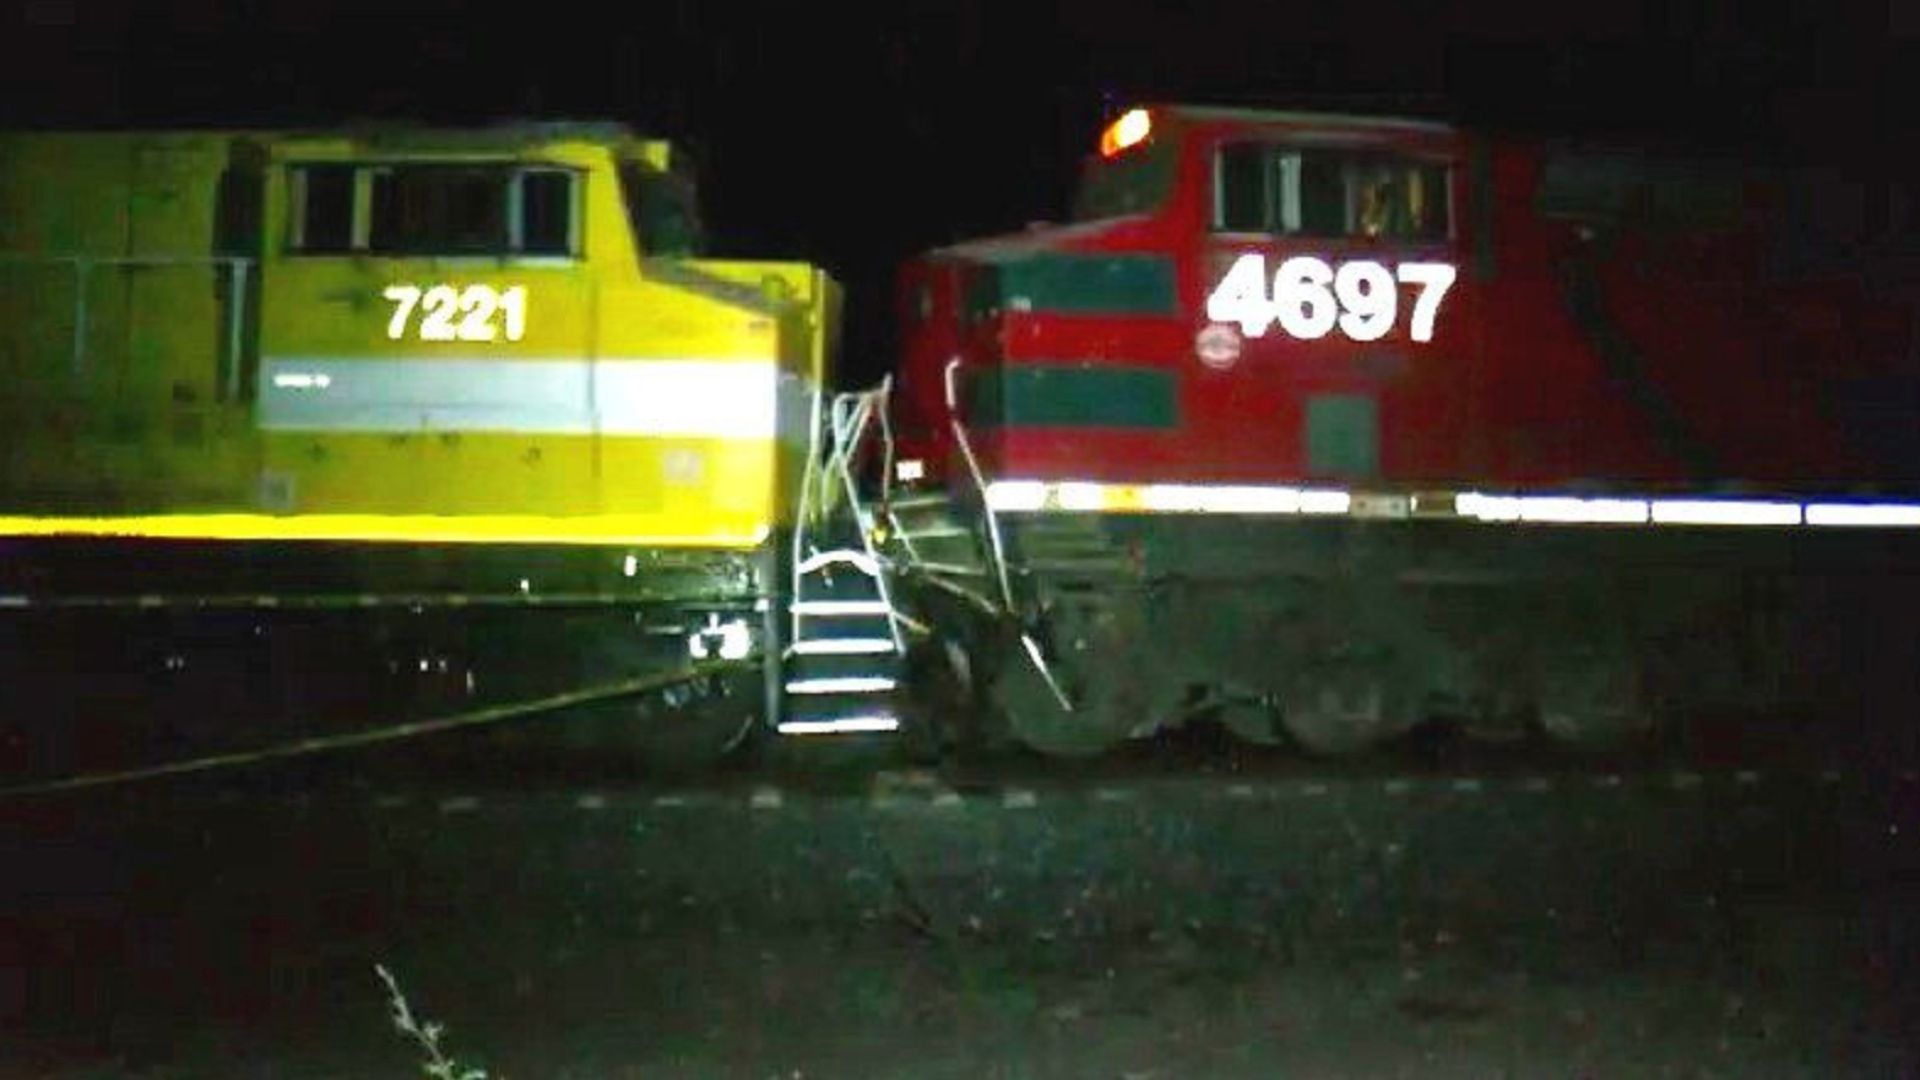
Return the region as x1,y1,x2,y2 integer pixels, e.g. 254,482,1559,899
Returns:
0,119,659,149
271,121,685,173
273,119,653,149
1154,103,1456,135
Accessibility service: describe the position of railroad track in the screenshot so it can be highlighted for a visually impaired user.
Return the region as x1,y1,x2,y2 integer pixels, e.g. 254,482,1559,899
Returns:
19,753,1911,816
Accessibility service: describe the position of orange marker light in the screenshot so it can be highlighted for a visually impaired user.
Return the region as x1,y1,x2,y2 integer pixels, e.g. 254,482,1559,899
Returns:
1099,108,1152,158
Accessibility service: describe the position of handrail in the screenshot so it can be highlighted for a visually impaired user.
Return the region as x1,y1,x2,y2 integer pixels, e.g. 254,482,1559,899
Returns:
789,372,907,654
828,378,906,655
942,358,1015,610
942,357,1072,711
789,381,826,645
874,376,899,512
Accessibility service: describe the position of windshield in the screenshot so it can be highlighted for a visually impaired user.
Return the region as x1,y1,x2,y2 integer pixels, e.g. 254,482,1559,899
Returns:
619,159,706,257
1070,138,1178,222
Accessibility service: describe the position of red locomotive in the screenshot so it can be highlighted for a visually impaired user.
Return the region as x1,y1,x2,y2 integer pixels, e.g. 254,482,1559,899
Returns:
881,104,1920,757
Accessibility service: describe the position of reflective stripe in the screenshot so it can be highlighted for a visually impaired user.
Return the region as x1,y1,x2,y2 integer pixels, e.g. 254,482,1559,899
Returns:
776,715,900,735
984,480,1049,512
260,357,808,439
1806,503,1920,527
785,676,897,694
988,480,1347,516
790,638,896,656
791,599,890,615
1650,499,1800,526
985,479,1920,530
1457,493,1651,524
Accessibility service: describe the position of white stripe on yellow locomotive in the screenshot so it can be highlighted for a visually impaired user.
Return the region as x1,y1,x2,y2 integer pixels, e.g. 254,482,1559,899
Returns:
0,124,835,548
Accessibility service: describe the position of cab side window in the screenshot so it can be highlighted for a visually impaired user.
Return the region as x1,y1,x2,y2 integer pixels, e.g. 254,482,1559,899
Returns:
519,170,576,256
288,163,581,258
369,166,508,255
288,164,355,253
1213,142,1450,242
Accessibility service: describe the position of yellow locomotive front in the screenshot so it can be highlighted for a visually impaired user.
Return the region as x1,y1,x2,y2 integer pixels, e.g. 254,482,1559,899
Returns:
0,123,839,779
252,126,830,542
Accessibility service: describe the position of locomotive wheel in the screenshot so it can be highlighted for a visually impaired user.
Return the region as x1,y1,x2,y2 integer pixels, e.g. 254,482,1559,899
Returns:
1456,686,1537,745
1216,697,1286,747
1276,657,1420,757
991,634,1134,758
1535,646,1656,751
993,597,1178,758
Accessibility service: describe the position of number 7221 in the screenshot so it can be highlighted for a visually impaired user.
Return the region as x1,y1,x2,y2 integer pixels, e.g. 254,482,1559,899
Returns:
383,284,528,343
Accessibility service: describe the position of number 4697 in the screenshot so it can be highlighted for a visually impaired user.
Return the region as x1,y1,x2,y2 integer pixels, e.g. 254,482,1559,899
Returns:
384,284,528,343
1206,255,1456,344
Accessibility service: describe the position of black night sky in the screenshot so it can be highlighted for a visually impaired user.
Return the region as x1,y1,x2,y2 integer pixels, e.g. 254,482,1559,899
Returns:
5,0,1915,383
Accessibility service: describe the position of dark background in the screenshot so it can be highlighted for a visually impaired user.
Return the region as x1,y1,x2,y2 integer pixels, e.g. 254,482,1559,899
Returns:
6,0,1916,384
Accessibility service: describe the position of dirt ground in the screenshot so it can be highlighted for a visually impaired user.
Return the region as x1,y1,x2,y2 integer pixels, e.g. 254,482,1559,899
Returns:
4,759,1916,1078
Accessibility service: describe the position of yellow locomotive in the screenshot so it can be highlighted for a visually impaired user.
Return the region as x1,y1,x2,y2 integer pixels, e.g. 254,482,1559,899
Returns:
0,123,892,777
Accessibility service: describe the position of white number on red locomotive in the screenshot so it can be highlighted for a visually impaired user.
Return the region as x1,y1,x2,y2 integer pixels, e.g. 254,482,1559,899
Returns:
1206,255,1455,344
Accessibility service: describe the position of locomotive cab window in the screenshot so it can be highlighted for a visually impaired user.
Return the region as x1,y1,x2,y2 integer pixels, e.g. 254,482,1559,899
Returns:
287,163,581,258
518,169,576,255
1071,135,1178,222
1213,143,1450,242
370,165,508,255
288,164,355,253
619,161,706,258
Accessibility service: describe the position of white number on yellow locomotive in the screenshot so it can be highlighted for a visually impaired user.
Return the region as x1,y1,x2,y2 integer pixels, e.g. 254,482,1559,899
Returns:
383,284,528,343
1207,255,1455,344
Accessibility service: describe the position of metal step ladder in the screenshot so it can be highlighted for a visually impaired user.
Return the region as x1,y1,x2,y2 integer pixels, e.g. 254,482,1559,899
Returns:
782,546,902,735
780,382,907,736
877,489,1003,619
884,491,985,575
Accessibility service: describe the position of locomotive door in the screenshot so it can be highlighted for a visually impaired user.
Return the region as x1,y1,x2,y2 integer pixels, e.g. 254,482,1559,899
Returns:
120,138,255,504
